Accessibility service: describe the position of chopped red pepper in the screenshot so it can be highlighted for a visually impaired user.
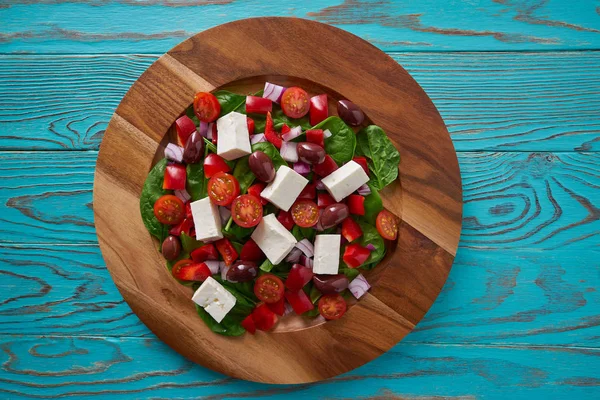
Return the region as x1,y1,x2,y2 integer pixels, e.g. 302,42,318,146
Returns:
353,156,369,175
215,238,238,266
341,218,362,242
247,183,268,205
191,244,218,263
298,183,316,200
266,297,286,316
264,112,282,148
347,194,365,215
343,243,371,268
285,264,314,291
163,163,186,190
317,193,336,209
252,303,278,331
285,290,314,315
241,314,256,334
240,239,265,263
306,129,325,148
313,155,338,177
277,210,295,230
175,115,196,145
247,117,255,134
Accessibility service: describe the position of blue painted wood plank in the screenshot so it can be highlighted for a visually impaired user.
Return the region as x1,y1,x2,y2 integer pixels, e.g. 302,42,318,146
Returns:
0,336,597,399
1,151,598,248
1,1,599,53
1,53,599,151
2,243,599,348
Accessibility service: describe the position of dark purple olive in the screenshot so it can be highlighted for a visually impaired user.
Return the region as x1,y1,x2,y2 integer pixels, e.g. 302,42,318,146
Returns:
182,130,204,164
320,203,349,229
313,274,349,294
161,235,182,261
248,151,276,183
337,100,365,126
297,142,326,165
226,261,258,283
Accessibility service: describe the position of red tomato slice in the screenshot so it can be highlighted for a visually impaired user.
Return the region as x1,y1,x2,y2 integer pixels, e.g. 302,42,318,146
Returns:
254,274,284,304
215,238,238,266
347,194,365,216
285,290,314,315
240,239,265,262
317,193,335,209
309,94,328,126
376,209,399,240
313,155,338,177
172,260,212,282
204,154,231,178
264,112,282,149
266,297,285,316
252,303,278,331
353,156,369,175
306,129,325,148
241,314,256,334
190,243,218,262
246,96,272,115
285,264,314,291
281,87,310,118
175,115,197,145
298,183,316,200
247,183,267,205
231,194,263,228
276,210,295,230
290,199,319,228
247,117,255,135
163,163,186,190
318,294,347,320
343,243,371,268
193,92,221,122
207,172,240,206
341,218,363,242
154,195,185,225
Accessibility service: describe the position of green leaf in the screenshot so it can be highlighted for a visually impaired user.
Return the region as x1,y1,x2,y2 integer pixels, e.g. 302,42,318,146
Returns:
339,267,360,280
185,104,200,126
361,184,384,225
253,105,311,133
180,233,203,253
355,125,400,190
259,258,274,272
263,203,278,216
356,221,386,268
214,90,246,117
195,306,246,337
139,159,170,241
309,284,322,304
204,137,217,154
252,142,288,169
312,116,356,165
222,217,254,241
292,225,316,243
186,163,206,201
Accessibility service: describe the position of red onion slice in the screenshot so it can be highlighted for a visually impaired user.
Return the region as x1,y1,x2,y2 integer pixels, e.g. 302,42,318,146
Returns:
349,274,371,299
219,206,231,225
295,239,314,257
282,126,302,141
299,254,313,269
250,133,267,145
293,161,311,176
285,247,302,263
357,184,371,196
315,179,325,190
263,82,286,104
204,261,220,275
366,243,376,251
283,302,294,316
323,129,333,139
174,189,191,203
164,143,184,163
198,122,209,137
220,263,229,281
206,123,214,140
280,141,298,163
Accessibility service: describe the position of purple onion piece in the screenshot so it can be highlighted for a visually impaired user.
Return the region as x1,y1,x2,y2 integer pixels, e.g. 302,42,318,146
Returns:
198,122,209,137
282,126,302,141
204,261,220,275
285,248,302,263
165,143,184,163
357,184,371,196
366,243,376,251
295,239,314,257
174,189,191,203
340,236,348,245
250,133,267,145
300,254,314,269
206,123,214,140
219,206,231,225
349,274,371,299
293,161,311,176
263,82,286,104
220,263,230,281
315,179,325,190
280,141,298,163
283,302,294,316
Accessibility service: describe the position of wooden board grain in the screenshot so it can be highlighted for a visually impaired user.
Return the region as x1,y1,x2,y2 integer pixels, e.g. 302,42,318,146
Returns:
0,337,598,399
1,0,599,53
2,52,599,152
93,18,461,383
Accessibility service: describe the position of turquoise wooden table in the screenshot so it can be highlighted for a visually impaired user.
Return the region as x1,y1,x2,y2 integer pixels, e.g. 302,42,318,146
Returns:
1,1,599,398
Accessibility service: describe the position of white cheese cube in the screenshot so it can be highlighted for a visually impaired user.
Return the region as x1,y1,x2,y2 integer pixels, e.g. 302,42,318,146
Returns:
190,197,223,242
260,166,308,211
321,160,369,202
251,214,297,264
192,276,236,323
313,234,341,275
216,111,251,161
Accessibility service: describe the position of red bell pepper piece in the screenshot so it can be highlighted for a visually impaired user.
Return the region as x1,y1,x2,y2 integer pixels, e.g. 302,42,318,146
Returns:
341,218,363,242
343,243,371,268
347,194,365,215
163,163,186,190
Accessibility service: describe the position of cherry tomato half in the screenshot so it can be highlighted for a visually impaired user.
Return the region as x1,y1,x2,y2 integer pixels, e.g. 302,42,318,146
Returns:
207,172,240,206
376,209,399,240
193,92,221,122
254,274,285,304
154,195,185,225
204,153,231,178
318,294,347,320
231,194,263,228
281,87,310,118
290,199,319,228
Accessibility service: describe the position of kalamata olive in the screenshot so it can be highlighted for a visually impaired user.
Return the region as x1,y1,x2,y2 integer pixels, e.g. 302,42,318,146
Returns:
313,274,349,294
337,100,365,126
248,151,276,183
320,203,350,229
297,142,326,165
161,235,182,261
226,261,258,283
182,130,204,164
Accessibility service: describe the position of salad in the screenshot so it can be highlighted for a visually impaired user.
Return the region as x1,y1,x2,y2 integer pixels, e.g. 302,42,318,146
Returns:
140,83,401,336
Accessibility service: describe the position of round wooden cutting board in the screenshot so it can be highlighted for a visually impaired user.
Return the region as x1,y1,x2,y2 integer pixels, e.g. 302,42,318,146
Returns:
93,17,462,384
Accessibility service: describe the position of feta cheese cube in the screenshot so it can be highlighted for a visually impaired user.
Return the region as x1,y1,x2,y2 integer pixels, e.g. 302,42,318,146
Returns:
321,160,369,202
192,276,236,323
313,234,341,275
190,197,223,242
260,166,308,211
251,214,297,264
216,111,251,161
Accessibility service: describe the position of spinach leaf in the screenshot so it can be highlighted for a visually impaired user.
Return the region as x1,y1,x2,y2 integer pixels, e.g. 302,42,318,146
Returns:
186,163,206,201
185,104,200,125
312,116,356,165
361,184,384,225
214,90,246,117
180,233,203,253
222,217,254,241
292,225,316,243
355,125,400,190
214,276,258,305
263,203,278,216
253,106,311,133
252,142,288,169
140,158,170,241
339,266,360,280
309,284,322,304
357,221,386,268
